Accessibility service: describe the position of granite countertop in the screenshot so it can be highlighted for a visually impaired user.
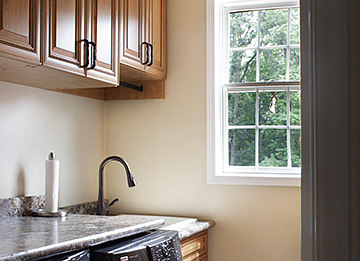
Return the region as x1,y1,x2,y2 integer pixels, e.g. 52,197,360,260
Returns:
0,197,215,260
0,214,165,260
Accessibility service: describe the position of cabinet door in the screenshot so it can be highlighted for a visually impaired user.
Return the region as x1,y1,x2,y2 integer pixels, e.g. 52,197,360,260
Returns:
144,0,166,79
0,0,40,63
86,0,118,85
119,0,146,71
42,0,84,75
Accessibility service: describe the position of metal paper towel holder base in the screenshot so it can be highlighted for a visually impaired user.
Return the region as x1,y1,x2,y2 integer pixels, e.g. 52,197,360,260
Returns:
31,209,68,217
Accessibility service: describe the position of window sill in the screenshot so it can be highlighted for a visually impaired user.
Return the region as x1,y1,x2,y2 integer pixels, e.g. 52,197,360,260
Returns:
207,172,301,187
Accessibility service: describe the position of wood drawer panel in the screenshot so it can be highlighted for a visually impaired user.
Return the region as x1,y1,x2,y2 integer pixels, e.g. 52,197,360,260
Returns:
181,231,208,261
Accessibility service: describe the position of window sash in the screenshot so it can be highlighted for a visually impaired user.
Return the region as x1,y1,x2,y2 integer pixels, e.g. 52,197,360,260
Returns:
223,83,300,174
225,6,300,83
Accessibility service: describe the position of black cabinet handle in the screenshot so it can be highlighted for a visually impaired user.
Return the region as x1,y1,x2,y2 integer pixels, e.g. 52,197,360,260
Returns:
147,43,153,66
141,42,150,65
79,39,89,68
88,41,96,69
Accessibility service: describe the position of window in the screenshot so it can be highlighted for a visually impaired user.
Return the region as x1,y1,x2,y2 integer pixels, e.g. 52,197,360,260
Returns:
207,0,300,186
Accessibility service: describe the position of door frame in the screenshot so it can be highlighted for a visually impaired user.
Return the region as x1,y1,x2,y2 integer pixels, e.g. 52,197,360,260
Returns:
301,0,360,260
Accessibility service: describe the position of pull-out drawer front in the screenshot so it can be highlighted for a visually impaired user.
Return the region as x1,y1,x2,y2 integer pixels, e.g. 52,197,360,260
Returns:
181,231,208,261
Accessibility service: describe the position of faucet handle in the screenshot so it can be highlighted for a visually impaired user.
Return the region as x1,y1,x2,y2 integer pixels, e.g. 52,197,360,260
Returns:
104,198,119,213
108,198,119,207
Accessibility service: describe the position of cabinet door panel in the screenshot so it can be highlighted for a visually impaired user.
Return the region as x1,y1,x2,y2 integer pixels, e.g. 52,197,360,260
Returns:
42,0,84,75
145,0,166,79
120,0,145,70
86,0,118,84
55,1,76,53
0,0,40,63
94,0,112,65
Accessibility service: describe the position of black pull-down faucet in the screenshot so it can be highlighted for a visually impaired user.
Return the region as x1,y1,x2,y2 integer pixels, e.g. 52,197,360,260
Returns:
97,156,137,215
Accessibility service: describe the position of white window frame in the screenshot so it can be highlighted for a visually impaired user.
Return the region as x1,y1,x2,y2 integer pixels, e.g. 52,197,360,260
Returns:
206,0,301,186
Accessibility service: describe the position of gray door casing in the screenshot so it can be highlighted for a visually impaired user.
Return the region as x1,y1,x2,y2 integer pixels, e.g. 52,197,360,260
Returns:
301,0,360,260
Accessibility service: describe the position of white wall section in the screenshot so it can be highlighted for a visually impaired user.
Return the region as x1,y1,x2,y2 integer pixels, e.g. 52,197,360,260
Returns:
0,82,105,206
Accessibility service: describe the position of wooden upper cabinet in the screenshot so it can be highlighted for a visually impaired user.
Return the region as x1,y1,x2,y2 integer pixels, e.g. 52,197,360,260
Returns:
0,0,165,98
0,0,40,63
120,0,166,80
86,0,118,84
41,0,84,75
42,0,119,84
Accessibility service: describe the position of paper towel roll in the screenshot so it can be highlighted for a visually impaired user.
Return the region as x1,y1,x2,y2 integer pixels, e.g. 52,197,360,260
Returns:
45,158,60,213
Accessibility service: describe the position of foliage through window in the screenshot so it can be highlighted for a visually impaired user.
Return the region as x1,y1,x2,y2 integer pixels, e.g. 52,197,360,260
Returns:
225,7,300,172
228,8,300,83
226,86,301,170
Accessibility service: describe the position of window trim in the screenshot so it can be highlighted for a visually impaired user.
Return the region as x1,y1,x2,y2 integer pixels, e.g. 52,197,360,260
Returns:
206,0,301,186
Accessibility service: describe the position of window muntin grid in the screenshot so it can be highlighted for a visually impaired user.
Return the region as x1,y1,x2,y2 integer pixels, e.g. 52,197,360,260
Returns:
228,7,300,84
224,85,301,173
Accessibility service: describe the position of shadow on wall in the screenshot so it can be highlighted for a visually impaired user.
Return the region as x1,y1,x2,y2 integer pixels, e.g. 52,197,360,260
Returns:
16,166,25,197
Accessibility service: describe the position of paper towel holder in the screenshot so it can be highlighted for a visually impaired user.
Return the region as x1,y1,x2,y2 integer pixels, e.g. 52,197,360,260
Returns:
32,151,69,217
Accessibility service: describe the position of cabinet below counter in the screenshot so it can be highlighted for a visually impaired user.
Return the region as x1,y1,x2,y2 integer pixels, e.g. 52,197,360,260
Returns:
181,231,208,261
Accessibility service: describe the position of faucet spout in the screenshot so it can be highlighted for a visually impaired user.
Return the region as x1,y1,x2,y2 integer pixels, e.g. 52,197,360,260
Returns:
97,156,136,215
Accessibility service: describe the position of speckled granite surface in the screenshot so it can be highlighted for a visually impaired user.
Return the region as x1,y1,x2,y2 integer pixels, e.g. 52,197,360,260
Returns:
0,196,104,216
176,220,215,241
162,219,215,241
0,214,165,260
0,196,45,217
0,197,215,260
61,201,101,215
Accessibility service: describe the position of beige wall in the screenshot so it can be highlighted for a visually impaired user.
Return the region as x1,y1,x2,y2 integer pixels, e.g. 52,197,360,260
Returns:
0,81,105,206
0,0,300,259
105,0,301,260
